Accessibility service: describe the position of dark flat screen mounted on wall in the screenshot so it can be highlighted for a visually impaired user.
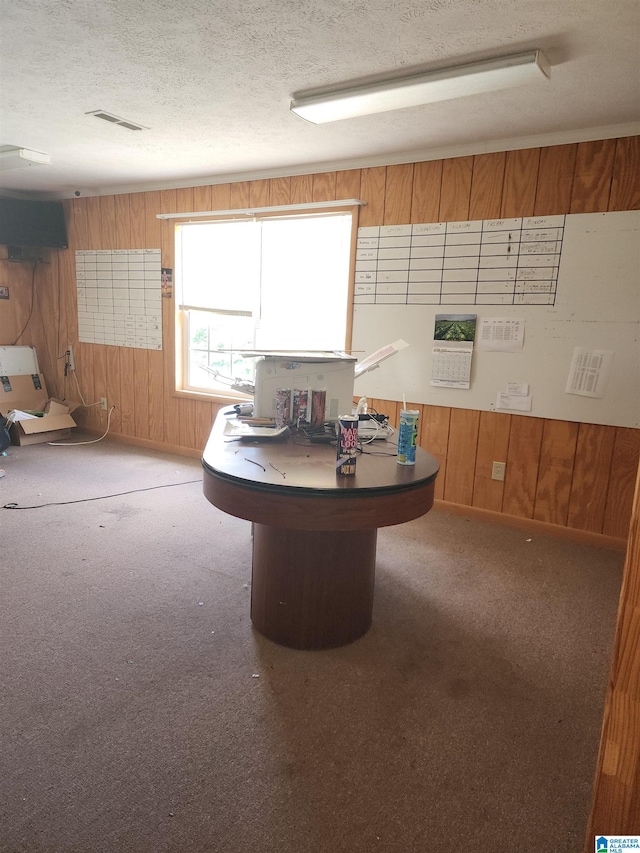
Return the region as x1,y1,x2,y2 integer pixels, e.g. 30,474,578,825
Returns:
0,197,68,248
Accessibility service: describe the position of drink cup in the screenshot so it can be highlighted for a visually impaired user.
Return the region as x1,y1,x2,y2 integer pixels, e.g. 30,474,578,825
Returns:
397,409,419,465
336,415,358,475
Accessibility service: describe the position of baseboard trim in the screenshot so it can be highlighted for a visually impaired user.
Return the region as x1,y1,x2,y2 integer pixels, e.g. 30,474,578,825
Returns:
433,500,627,551
82,429,202,460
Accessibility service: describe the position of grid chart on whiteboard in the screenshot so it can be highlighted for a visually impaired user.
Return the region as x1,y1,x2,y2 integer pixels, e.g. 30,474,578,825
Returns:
75,249,162,349
355,215,565,306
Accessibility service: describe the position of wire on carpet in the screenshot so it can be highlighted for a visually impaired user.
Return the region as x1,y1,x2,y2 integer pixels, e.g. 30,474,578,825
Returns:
3,478,202,510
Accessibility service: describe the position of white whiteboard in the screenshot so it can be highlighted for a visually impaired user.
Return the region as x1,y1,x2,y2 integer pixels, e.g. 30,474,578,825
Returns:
355,215,564,306
75,249,163,349
351,211,640,428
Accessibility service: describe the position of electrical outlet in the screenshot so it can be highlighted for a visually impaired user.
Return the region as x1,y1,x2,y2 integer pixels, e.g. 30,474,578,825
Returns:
67,345,75,371
100,397,108,411
492,461,506,481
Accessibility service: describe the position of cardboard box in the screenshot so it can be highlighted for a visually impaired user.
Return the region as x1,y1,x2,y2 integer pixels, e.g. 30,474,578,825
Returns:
0,373,78,445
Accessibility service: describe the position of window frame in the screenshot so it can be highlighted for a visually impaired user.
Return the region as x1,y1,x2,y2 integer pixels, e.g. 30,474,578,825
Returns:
170,204,360,403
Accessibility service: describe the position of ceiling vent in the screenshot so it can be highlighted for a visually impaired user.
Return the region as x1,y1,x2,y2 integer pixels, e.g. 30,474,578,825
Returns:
86,110,148,131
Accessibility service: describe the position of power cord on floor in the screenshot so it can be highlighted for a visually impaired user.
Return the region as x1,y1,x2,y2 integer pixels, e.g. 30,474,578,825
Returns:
48,405,116,446
3,479,201,510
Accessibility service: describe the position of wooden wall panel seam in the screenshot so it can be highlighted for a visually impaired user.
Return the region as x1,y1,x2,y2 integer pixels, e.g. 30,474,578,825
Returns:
471,415,513,512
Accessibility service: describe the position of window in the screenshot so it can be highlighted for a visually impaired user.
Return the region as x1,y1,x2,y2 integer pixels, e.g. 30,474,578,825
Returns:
175,212,354,396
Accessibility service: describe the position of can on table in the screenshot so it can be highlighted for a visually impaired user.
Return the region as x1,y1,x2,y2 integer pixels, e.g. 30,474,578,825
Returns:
336,415,358,475
397,409,419,465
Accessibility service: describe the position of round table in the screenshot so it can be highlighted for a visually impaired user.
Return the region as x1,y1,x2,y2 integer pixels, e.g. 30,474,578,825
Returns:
202,408,439,649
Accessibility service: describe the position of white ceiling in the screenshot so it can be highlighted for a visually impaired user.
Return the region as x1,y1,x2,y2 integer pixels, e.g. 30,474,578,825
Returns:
1,0,639,200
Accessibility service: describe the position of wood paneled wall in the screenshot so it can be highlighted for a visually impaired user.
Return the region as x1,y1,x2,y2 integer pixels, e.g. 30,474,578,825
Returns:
368,399,639,543
1,136,639,543
586,463,640,843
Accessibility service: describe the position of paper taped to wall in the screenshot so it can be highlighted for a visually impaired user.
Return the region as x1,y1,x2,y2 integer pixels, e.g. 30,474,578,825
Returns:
565,348,614,398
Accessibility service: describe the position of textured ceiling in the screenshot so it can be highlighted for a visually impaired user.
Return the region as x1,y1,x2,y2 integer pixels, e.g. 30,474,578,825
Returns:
0,0,639,198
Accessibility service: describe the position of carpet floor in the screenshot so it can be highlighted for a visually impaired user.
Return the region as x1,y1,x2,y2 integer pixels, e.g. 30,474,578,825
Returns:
0,435,623,853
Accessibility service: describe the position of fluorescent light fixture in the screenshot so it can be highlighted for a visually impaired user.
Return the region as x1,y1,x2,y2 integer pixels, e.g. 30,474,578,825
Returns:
0,148,52,171
290,50,550,124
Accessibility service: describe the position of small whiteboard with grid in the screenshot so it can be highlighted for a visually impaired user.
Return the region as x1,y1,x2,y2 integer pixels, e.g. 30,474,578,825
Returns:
75,249,162,349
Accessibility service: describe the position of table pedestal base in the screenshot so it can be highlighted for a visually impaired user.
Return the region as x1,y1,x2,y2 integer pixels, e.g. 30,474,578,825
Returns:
250,524,377,650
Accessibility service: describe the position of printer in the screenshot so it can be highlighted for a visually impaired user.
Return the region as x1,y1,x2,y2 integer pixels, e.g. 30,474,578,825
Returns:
251,351,356,421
